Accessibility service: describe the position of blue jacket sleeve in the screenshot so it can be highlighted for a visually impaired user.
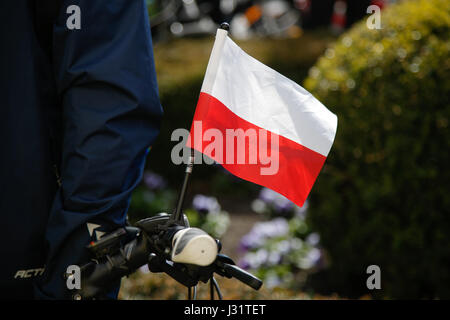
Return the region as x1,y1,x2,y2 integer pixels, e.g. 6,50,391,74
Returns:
35,0,163,299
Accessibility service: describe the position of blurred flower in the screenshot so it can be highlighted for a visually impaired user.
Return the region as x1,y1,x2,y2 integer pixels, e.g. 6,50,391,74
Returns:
256,249,269,264
259,218,290,238
289,238,304,250
187,195,230,238
251,199,266,213
273,196,295,212
240,230,264,251
306,232,320,246
203,210,230,238
237,257,251,270
297,248,322,269
239,188,324,289
259,187,278,203
143,171,167,190
240,218,289,251
239,218,289,251
192,194,220,213
265,273,282,288
267,251,282,266
258,187,305,215
240,249,269,270
277,240,291,255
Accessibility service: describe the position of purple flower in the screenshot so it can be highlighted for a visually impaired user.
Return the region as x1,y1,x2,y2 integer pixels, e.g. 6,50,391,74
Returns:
259,188,278,203
258,187,299,214
238,252,262,270
265,218,290,237
143,171,167,190
243,249,269,269
237,257,251,270
192,194,220,213
240,232,264,251
239,218,289,251
238,258,250,270
273,196,294,212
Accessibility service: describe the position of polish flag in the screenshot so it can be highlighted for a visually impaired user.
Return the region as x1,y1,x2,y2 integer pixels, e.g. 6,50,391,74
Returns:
187,28,337,207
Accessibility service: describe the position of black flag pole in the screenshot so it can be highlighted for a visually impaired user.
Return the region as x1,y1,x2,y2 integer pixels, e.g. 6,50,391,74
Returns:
170,22,230,224
172,148,194,223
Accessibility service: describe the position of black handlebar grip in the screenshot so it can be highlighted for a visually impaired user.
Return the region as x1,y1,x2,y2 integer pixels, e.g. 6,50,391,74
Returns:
78,235,149,299
223,263,263,290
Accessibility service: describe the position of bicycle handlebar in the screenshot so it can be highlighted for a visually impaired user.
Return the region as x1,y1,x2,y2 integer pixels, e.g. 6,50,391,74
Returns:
75,214,263,300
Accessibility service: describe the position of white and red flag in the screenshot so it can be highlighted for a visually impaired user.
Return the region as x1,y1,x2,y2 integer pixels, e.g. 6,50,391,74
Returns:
187,28,337,207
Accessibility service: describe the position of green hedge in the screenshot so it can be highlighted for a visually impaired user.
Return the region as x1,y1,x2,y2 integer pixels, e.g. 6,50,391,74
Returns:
303,0,450,298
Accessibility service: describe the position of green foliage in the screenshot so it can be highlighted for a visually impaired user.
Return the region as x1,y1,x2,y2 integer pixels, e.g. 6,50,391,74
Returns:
303,0,450,298
129,187,176,222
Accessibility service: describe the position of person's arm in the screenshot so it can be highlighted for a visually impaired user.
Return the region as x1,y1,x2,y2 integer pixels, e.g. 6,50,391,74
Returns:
35,0,163,299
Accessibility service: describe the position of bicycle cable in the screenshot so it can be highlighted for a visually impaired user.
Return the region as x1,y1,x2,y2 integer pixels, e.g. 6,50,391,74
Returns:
212,277,223,300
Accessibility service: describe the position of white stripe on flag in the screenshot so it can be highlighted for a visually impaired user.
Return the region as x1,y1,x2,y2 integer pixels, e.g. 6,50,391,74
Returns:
201,34,337,157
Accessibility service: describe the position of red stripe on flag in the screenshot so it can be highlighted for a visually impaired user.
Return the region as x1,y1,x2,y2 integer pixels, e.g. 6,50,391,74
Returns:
187,92,327,207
